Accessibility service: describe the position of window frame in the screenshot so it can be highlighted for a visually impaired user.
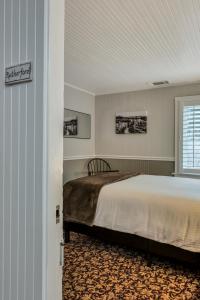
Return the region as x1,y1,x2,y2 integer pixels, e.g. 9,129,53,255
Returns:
175,95,200,176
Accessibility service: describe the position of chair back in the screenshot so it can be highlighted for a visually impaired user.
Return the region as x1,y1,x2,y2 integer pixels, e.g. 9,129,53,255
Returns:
87,158,111,176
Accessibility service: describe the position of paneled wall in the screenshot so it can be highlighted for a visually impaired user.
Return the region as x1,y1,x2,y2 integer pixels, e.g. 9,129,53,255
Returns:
63,158,174,184
63,159,89,183
106,159,174,176
0,0,45,299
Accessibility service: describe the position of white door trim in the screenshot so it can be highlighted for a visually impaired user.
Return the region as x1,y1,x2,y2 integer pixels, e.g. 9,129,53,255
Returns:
43,0,65,299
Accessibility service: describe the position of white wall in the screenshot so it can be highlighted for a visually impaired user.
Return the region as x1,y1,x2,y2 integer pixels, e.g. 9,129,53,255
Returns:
95,84,200,161
0,0,45,299
64,84,95,158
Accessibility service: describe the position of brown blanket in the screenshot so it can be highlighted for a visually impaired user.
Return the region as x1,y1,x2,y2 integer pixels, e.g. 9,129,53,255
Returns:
63,172,139,225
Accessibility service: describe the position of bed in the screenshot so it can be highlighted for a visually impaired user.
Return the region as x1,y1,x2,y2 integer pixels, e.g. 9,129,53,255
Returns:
63,171,200,264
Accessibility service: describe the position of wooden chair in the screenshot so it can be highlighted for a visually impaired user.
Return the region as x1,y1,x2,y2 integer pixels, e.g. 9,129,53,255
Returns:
88,158,118,176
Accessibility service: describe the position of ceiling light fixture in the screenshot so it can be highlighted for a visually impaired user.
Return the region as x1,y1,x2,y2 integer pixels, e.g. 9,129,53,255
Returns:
152,80,169,86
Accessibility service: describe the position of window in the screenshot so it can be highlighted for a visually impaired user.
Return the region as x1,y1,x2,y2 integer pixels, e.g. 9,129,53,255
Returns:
175,95,200,175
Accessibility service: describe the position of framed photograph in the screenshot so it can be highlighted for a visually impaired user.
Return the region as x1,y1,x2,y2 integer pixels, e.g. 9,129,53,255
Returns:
116,111,147,134
64,116,78,136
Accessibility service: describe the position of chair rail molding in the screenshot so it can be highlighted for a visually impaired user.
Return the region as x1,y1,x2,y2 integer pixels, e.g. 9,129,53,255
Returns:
63,155,95,161
96,154,175,161
64,154,175,161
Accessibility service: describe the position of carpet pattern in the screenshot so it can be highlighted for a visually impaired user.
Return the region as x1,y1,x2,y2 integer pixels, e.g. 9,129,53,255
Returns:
63,233,200,300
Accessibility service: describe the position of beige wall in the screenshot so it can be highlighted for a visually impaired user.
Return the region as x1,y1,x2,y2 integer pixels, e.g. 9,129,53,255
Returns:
64,85,95,158
64,83,200,182
95,83,200,160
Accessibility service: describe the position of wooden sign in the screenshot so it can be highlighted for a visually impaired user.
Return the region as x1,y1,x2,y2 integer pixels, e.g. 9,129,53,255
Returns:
5,62,32,85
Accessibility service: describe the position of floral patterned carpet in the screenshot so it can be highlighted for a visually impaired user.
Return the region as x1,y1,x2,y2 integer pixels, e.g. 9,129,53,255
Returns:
63,233,200,300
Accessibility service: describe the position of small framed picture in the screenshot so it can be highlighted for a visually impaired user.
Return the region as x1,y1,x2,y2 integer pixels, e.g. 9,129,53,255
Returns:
64,116,78,137
116,111,147,134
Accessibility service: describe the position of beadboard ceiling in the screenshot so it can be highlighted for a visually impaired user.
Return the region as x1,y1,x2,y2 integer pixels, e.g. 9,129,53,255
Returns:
65,0,200,95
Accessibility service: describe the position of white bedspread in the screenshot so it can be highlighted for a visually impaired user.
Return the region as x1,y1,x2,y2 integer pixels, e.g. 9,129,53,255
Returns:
93,175,200,252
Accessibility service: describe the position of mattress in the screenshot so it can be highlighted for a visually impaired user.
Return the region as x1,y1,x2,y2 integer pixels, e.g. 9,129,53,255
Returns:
93,175,200,252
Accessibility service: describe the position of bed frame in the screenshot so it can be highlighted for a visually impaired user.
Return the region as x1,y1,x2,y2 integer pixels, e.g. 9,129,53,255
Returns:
64,221,200,265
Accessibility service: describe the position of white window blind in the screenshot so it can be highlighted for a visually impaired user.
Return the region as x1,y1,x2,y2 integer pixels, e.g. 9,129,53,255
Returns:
183,105,200,169
175,95,200,176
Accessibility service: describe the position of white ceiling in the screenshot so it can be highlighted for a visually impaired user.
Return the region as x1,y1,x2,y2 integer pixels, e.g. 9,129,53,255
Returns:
65,0,200,95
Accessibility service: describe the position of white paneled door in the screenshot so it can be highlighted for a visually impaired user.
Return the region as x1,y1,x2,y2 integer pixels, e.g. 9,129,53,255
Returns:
0,0,64,300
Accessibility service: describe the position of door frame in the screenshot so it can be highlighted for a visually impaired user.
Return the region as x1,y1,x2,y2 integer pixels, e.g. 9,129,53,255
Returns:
43,0,65,299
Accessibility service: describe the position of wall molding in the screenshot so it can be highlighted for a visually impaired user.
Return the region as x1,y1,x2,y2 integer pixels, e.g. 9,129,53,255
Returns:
64,82,95,96
95,154,175,162
64,154,175,161
63,155,95,161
